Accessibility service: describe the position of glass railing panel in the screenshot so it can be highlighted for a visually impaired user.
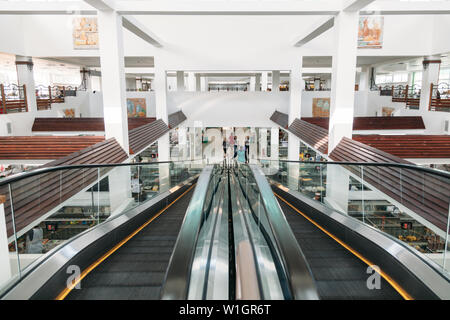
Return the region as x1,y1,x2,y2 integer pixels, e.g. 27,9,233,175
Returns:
259,160,450,276
0,161,204,294
0,187,20,295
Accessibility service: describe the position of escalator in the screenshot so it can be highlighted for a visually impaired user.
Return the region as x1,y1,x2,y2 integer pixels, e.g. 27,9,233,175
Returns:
2,161,449,300
65,188,195,300
278,199,402,299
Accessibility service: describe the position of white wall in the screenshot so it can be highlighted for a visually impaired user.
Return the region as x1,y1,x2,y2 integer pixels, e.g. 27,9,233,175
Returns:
432,15,450,55
0,16,25,56
17,15,155,58
167,92,289,127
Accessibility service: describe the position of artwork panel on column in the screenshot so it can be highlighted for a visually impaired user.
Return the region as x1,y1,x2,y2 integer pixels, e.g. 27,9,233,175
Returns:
312,98,330,117
358,16,384,49
73,17,99,50
127,98,147,118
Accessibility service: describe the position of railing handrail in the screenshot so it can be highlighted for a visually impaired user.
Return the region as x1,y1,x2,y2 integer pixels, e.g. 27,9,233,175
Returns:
0,160,200,187
249,164,319,300
161,165,214,299
258,159,450,179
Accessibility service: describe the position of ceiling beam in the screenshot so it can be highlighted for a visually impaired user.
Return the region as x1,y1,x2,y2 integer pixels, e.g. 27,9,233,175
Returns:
343,0,376,12
83,0,115,11
293,16,334,47
122,16,163,48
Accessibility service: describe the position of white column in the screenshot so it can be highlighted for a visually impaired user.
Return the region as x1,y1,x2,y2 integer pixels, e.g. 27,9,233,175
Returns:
359,67,371,91
324,165,350,214
178,126,188,160
325,78,332,90
195,74,201,92
154,60,170,161
80,68,93,91
97,10,129,153
261,72,268,92
249,76,256,92
272,71,281,92
328,10,359,153
108,166,133,216
176,71,185,92
259,129,268,158
15,56,37,113
200,76,208,92
255,74,261,92
419,56,441,112
154,64,168,124
270,127,279,160
0,201,12,287
314,78,321,91
187,72,196,92
126,77,136,90
136,78,143,91
288,61,303,161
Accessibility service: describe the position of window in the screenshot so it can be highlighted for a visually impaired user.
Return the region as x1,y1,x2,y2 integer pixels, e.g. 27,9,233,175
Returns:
440,68,450,83
393,72,408,83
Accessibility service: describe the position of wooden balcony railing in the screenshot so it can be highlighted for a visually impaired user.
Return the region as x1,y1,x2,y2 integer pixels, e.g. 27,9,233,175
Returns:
0,84,28,114
429,83,450,112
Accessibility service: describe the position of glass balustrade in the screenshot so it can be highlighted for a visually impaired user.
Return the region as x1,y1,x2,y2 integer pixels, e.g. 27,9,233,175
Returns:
0,160,204,295
258,160,450,276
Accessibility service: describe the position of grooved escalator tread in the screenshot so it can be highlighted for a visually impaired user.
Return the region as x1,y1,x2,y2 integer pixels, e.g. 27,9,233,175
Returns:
65,189,194,300
278,200,403,300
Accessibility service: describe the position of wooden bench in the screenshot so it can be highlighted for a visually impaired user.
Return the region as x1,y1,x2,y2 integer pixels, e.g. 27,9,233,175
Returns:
301,116,425,131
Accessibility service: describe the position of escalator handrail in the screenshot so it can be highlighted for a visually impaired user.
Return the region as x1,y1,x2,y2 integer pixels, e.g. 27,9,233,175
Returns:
0,160,200,187
160,165,214,300
258,159,450,179
249,164,320,300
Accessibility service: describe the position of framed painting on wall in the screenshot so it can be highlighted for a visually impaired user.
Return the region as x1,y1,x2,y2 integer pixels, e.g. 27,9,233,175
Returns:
127,98,147,118
358,16,384,49
63,108,75,118
73,17,99,49
382,107,395,116
312,98,330,117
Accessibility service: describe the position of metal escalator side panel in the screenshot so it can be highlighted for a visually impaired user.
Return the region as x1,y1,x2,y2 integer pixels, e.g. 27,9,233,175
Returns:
160,166,214,300
249,165,319,300
229,172,262,300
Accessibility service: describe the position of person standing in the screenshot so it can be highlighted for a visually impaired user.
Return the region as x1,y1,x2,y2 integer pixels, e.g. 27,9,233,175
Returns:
223,137,227,159
244,136,250,163
233,135,238,159
26,226,44,254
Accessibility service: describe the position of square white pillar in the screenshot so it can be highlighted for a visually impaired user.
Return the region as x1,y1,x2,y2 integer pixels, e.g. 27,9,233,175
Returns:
270,127,279,160
249,76,256,92
176,71,185,92
97,10,129,153
272,71,281,92
261,72,269,92
0,201,12,287
255,74,261,92
289,62,303,125
314,78,321,91
15,56,37,113
419,57,441,112
187,72,196,92
200,76,208,92
328,11,359,153
154,63,168,123
195,74,201,92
